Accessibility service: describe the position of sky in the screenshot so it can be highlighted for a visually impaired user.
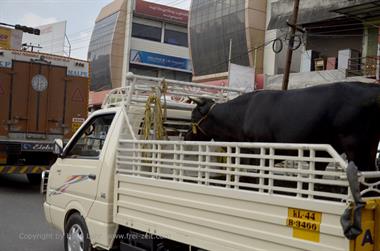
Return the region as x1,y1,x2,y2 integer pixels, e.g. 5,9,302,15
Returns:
0,0,191,59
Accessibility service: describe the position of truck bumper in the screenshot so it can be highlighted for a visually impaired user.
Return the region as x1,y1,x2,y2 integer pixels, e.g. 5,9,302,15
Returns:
0,141,56,169
43,202,53,225
0,165,48,174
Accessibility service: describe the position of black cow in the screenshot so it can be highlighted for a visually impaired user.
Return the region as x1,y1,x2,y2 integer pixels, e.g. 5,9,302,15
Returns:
185,82,380,172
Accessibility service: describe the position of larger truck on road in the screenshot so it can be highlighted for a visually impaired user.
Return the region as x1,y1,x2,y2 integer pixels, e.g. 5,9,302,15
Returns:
42,74,380,251
0,48,89,183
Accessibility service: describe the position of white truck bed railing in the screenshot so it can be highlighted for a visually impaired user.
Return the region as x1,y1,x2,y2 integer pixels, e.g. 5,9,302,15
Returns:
117,140,354,202
115,140,380,251
102,73,243,109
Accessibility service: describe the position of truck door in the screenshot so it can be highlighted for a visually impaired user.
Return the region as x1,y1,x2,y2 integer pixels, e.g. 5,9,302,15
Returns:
47,113,116,218
10,61,66,136
0,67,11,137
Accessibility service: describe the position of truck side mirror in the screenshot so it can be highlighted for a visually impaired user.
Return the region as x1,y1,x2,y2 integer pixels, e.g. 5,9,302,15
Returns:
53,139,64,155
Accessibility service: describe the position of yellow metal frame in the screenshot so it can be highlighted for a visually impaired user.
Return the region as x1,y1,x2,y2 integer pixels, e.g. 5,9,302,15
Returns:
350,199,380,251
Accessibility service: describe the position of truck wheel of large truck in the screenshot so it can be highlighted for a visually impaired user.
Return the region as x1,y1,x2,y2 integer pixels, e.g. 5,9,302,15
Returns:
64,213,94,251
26,173,42,185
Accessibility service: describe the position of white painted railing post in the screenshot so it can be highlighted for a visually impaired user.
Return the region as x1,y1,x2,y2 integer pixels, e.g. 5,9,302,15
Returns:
309,149,315,199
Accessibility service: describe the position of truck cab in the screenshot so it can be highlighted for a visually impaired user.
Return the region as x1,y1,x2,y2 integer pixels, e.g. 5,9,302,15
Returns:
44,107,120,249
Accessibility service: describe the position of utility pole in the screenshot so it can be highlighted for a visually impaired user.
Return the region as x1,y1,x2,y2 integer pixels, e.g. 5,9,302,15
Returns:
227,39,233,83
228,39,232,70
282,0,300,91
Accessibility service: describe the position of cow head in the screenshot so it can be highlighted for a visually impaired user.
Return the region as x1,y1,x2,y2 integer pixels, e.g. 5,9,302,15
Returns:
184,97,216,141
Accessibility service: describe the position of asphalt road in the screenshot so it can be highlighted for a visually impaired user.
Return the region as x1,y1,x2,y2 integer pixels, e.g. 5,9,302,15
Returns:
0,174,64,251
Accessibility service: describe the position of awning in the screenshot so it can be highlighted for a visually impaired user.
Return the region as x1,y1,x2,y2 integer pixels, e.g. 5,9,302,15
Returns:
267,0,378,30
89,90,111,106
333,1,380,20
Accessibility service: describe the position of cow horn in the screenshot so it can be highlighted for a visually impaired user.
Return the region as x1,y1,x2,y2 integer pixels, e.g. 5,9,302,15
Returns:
188,96,205,106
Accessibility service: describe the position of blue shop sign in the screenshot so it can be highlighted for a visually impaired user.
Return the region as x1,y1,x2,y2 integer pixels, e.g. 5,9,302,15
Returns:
130,49,192,72
0,60,12,68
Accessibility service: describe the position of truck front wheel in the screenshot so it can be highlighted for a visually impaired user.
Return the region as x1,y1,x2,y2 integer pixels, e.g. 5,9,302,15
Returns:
64,213,94,251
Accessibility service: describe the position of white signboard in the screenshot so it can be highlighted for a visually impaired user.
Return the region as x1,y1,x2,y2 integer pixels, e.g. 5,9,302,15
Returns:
23,21,66,55
11,29,23,49
228,63,255,93
0,27,23,49
0,48,89,78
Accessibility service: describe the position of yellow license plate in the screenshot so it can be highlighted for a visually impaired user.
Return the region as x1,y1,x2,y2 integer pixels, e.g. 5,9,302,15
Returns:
287,208,322,242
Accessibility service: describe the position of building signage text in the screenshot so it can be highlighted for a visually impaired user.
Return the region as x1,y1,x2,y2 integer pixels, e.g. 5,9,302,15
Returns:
135,0,188,25
130,49,192,72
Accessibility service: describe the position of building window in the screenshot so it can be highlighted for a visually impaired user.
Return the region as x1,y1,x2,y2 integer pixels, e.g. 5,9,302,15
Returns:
174,71,192,82
132,23,162,42
164,29,188,47
130,65,191,82
159,69,192,81
130,65,159,77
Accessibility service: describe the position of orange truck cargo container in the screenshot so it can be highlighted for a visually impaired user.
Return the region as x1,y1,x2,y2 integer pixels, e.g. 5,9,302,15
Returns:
0,48,89,184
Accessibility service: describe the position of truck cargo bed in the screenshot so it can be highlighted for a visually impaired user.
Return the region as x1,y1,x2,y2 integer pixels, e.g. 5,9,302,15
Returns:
114,140,358,251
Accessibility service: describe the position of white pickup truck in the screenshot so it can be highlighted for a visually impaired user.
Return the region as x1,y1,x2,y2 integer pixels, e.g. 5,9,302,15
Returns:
42,74,380,251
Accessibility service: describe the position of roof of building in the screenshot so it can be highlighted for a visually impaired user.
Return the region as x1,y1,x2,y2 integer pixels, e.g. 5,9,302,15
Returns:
267,0,377,30
333,0,380,20
89,89,112,106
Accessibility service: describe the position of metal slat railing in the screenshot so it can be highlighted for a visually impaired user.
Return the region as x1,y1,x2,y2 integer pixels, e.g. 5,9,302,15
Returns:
116,140,356,202
347,56,379,78
102,73,243,109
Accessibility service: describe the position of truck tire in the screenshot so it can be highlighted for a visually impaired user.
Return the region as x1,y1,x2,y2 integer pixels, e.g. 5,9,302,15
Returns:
26,173,42,185
64,213,94,251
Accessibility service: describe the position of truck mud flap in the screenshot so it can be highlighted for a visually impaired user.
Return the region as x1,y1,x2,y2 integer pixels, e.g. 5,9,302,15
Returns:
0,166,48,174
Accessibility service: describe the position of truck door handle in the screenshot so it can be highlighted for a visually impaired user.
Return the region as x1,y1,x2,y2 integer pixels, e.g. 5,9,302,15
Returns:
88,174,96,180
57,169,62,174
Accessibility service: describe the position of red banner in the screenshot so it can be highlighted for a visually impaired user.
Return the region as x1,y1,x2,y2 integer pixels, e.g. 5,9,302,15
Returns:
135,0,188,25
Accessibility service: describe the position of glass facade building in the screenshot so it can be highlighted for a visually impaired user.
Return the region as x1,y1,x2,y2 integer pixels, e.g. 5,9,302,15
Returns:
190,0,249,76
189,0,267,78
88,12,119,91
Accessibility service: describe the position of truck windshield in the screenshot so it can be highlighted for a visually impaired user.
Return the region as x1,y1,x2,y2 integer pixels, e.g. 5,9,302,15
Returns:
64,113,115,159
